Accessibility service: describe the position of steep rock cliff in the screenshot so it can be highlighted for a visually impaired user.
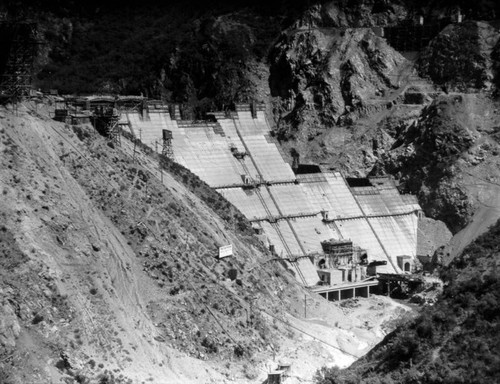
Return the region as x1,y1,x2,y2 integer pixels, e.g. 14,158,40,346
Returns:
269,27,408,139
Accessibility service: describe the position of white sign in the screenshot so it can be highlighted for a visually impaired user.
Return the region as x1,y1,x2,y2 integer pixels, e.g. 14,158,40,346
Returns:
218,245,233,258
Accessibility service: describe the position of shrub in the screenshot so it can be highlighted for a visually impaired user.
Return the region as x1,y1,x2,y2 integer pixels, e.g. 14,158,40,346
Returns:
234,344,245,358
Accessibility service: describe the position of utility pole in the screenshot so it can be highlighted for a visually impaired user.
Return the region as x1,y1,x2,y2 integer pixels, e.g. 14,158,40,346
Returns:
304,294,307,318
303,294,314,319
158,145,164,184
133,140,137,163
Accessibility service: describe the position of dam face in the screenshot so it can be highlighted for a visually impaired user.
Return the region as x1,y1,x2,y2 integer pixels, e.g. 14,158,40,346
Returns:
120,103,421,288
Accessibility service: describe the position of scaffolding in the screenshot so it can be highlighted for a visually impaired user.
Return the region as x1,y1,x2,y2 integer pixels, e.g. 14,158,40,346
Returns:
0,21,38,102
109,121,122,147
90,106,120,137
320,239,355,268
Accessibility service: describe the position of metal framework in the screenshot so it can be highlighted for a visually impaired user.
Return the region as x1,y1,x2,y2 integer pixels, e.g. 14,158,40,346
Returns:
0,21,38,102
320,239,361,268
109,120,123,147
91,108,120,137
162,129,174,158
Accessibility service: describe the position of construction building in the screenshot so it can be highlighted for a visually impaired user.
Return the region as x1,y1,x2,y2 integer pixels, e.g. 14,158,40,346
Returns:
53,95,148,141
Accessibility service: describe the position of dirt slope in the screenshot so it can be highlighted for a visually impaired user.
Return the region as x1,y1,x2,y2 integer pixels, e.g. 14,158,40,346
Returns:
0,104,231,383
0,102,411,384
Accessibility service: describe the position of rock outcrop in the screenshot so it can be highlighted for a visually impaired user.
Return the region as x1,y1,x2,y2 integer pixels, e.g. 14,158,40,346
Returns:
0,293,20,348
380,96,475,232
269,27,408,139
375,94,500,233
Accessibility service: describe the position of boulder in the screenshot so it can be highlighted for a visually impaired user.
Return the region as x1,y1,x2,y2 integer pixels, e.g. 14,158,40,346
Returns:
0,299,21,348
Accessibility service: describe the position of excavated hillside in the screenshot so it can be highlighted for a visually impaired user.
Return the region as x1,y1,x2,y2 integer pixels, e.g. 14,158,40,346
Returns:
0,102,412,384
269,27,408,139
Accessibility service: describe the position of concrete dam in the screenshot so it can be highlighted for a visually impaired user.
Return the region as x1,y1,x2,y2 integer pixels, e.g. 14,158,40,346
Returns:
116,102,421,294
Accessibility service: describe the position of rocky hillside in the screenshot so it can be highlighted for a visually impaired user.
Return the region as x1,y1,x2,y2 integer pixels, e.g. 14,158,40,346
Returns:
295,0,411,28
269,27,407,140
315,218,500,384
371,94,500,234
0,102,280,383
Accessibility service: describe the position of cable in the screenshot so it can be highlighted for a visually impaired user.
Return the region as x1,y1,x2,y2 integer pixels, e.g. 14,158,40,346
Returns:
192,253,361,358
255,304,360,359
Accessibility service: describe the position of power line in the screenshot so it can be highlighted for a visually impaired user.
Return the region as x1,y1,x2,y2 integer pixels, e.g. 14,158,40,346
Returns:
136,223,242,348
255,304,360,359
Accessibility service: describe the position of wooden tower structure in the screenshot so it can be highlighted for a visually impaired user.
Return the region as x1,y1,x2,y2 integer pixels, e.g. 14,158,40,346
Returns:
0,20,38,102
